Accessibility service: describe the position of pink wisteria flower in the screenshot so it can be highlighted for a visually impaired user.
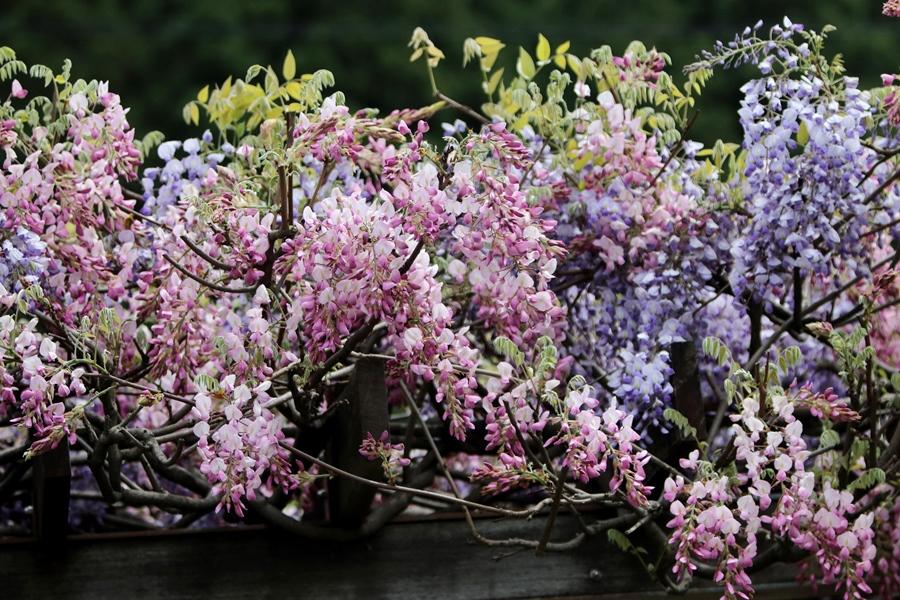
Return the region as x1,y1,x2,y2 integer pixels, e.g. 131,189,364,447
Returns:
665,377,874,600
359,430,410,484
10,79,27,99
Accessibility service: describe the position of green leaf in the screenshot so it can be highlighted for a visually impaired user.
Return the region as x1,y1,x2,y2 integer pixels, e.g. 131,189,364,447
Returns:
138,130,165,159
723,378,735,402
536,339,558,375
536,34,551,62
196,374,220,393
182,102,196,125
245,64,264,82
197,85,209,103
28,64,53,86
847,468,885,492
517,47,536,80
663,408,697,440
819,428,840,449
607,529,635,553
702,337,732,367
493,336,524,367
780,346,802,371
0,47,16,65
567,374,587,391
283,50,297,80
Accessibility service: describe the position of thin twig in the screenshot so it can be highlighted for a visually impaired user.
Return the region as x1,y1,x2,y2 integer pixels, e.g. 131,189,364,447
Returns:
280,442,548,518
164,255,257,294
180,235,235,271
436,92,489,125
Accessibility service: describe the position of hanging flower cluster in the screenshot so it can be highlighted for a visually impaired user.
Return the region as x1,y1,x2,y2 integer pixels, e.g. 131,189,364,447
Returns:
666,372,875,600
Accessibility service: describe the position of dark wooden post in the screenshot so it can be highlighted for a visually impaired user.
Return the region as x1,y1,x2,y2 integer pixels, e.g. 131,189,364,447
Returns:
670,341,707,442
32,439,71,541
326,357,389,527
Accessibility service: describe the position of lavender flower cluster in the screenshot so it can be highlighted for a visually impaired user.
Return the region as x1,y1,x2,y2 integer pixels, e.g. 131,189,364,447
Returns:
0,227,50,294
141,131,227,218
730,74,873,299
686,18,806,74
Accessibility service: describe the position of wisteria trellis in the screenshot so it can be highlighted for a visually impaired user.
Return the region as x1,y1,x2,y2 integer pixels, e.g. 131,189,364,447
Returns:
1,11,900,600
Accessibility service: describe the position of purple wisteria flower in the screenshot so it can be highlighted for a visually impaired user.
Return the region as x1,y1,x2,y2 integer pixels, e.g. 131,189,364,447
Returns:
0,227,50,293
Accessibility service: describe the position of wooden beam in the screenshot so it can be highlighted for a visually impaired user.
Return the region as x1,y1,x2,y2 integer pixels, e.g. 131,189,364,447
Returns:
670,340,708,440
1,516,814,599
32,439,71,541
326,356,389,527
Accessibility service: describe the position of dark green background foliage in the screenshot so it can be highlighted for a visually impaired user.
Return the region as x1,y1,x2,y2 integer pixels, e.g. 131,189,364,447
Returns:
1,0,896,145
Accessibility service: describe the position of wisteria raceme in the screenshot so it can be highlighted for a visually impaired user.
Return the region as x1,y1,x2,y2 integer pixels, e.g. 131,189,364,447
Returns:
554,89,728,435
872,493,900,598
550,385,652,507
474,359,652,506
447,122,567,346
140,131,226,218
1,81,146,322
730,72,874,299
275,188,480,439
666,349,882,600
359,431,411,484
884,0,900,18
0,227,49,294
191,375,292,516
686,18,803,74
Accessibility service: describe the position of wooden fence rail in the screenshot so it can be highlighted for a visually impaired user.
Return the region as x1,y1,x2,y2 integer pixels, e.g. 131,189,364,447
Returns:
2,514,815,600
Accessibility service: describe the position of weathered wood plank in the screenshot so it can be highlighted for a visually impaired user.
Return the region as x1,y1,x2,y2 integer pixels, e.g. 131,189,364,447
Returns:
326,356,389,526
1,515,814,600
670,341,707,441
31,439,70,540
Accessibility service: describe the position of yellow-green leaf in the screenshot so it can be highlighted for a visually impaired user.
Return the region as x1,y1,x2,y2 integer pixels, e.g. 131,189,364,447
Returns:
797,121,809,146
556,41,571,55
517,47,536,80
481,52,500,72
265,67,279,94
285,81,303,100
197,85,209,103
536,34,551,62
189,102,200,126
475,36,504,54
566,54,583,80
573,151,593,171
553,54,566,69
283,50,296,80
485,68,504,95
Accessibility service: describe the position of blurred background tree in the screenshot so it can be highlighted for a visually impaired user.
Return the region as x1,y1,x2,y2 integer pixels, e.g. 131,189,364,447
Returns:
1,0,895,146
